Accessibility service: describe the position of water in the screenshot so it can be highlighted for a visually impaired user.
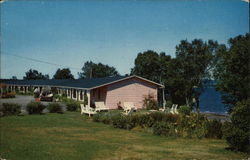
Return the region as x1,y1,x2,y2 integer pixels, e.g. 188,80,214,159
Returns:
199,87,228,115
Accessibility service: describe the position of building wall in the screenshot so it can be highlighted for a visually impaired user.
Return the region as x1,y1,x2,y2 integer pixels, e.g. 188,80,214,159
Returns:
105,78,158,109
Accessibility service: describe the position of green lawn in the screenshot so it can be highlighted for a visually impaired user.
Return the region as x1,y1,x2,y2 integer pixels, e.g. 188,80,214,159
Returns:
0,112,247,160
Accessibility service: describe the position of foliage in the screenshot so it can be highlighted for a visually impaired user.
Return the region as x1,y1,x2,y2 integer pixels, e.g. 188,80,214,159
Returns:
131,50,170,83
176,113,208,138
143,93,158,110
152,122,175,136
205,120,223,139
1,91,16,98
165,100,172,108
214,33,249,110
66,100,80,111
26,101,46,114
78,61,119,78
23,69,49,80
168,39,218,105
53,68,74,79
0,103,21,116
47,103,63,113
178,105,192,115
223,99,250,153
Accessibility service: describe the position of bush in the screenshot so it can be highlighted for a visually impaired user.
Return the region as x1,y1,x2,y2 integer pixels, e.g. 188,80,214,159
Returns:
179,105,192,115
205,120,223,139
143,93,158,110
1,92,16,98
0,103,21,116
165,100,173,108
47,103,63,113
112,114,134,130
223,99,250,153
66,100,80,111
176,113,207,138
26,101,46,114
153,122,175,136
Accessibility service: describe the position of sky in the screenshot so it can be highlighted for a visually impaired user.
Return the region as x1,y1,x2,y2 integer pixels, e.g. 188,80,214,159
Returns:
0,0,249,79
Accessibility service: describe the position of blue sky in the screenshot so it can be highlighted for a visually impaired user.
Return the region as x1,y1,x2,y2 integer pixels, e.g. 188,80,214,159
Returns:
1,0,249,79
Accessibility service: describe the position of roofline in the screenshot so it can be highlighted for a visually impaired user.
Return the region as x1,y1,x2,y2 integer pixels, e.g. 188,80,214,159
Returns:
4,75,164,90
89,75,164,90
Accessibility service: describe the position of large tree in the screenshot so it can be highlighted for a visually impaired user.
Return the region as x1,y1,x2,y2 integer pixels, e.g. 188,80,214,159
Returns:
131,50,171,83
78,61,119,78
53,68,74,79
214,33,249,111
131,50,172,106
23,69,49,80
170,39,219,106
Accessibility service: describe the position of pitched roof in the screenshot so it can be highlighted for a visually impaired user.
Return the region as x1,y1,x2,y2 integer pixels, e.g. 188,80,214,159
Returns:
3,75,164,89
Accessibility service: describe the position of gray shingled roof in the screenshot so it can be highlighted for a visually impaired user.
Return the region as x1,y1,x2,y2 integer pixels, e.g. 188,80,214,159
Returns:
3,76,127,89
3,75,164,89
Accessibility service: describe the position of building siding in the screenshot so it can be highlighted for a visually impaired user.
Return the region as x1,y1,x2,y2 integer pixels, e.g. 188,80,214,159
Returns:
105,78,158,109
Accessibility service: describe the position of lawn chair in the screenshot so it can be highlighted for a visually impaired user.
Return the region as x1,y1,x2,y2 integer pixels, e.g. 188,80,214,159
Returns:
80,104,97,117
174,104,179,114
170,104,178,114
123,102,136,114
95,101,109,112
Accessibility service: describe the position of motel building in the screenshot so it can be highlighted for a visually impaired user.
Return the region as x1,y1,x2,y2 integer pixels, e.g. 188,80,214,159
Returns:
3,75,164,109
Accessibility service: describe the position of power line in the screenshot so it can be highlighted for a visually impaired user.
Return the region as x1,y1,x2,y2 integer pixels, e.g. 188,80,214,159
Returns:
2,52,82,71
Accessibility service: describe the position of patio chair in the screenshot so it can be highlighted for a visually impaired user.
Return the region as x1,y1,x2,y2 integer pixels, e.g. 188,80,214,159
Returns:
80,104,97,117
95,101,109,112
123,102,136,114
123,108,134,116
170,104,178,114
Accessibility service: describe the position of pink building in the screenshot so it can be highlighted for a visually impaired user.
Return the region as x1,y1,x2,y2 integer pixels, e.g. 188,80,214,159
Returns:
4,75,164,109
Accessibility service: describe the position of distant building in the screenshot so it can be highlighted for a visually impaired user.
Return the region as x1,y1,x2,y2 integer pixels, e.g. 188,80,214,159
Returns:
3,75,164,109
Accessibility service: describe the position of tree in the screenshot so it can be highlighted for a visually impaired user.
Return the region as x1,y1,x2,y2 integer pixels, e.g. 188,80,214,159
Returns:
53,68,74,79
131,50,171,106
23,69,49,80
11,76,17,80
168,39,219,106
78,61,119,78
214,33,249,111
131,50,167,83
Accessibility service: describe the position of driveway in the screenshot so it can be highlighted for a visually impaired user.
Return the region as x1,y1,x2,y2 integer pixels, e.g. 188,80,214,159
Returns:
0,95,67,113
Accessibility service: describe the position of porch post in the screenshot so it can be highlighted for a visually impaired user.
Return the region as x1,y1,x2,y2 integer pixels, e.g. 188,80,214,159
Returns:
162,88,166,109
87,90,90,107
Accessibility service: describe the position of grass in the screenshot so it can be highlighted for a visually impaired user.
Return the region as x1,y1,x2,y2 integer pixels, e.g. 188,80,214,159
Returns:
0,112,248,160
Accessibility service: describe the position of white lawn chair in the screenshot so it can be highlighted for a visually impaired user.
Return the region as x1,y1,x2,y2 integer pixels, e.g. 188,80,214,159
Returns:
174,105,179,114
80,104,97,117
123,102,136,114
95,101,109,112
170,104,178,114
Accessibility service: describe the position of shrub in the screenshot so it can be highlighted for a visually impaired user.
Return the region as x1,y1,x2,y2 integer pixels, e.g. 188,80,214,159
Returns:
162,113,179,124
223,99,250,153
205,120,223,139
143,93,158,110
165,100,173,108
149,112,165,122
179,105,192,115
0,103,21,116
47,103,63,113
176,113,207,138
153,122,175,136
1,92,16,98
112,114,135,130
26,101,46,114
66,100,80,111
